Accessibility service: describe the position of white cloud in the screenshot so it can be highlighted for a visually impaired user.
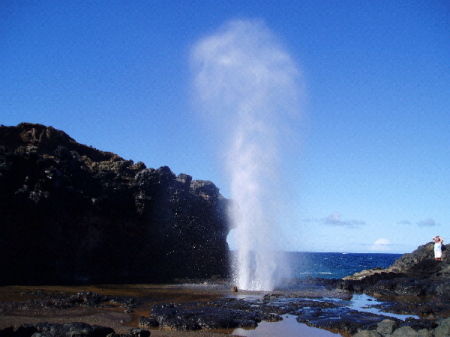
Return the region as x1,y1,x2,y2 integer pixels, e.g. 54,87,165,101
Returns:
370,238,392,252
323,212,366,227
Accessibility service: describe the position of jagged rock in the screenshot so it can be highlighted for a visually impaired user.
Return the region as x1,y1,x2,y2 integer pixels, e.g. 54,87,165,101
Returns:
296,306,390,335
148,301,262,331
337,243,450,300
0,123,230,285
127,328,150,337
138,317,159,328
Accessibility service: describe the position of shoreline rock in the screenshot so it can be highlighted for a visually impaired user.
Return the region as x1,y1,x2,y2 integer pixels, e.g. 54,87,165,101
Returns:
0,271,449,337
333,243,450,301
331,243,450,336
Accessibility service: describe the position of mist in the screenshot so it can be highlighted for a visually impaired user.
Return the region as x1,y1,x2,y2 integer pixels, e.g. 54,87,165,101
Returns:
191,19,303,291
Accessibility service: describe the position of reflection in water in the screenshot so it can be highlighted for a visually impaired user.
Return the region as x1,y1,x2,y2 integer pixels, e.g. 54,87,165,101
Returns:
232,315,341,337
349,293,418,320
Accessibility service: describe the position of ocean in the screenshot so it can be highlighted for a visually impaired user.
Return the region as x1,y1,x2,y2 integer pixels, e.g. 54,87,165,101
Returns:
289,252,402,279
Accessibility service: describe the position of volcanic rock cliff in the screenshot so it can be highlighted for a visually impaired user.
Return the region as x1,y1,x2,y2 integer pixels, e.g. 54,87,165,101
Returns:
336,242,450,299
0,123,230,285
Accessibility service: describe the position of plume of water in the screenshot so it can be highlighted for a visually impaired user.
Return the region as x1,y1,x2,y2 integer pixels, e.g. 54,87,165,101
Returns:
191,19,302,291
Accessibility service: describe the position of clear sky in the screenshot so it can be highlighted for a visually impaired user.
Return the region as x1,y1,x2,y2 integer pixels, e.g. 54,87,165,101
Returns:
1,1,449,254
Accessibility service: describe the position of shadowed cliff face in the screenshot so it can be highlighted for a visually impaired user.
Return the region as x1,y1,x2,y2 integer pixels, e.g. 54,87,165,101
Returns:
0,123,230,285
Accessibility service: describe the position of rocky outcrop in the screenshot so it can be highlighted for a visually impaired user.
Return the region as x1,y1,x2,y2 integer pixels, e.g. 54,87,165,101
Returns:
343,243,450,281
335,243,450,297
0,123,230,285
386,243,450,277
325,244,450,336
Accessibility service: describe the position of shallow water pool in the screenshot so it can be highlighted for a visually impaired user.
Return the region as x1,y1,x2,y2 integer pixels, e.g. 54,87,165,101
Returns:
232,314,341,337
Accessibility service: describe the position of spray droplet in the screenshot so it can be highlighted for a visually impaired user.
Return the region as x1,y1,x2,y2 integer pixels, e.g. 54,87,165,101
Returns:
191,19,302,291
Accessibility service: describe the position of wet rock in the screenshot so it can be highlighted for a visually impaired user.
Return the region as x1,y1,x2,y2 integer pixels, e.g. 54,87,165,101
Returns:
149,302,260,330
138,317,159,328
65,322,115,337
296,306,389,335
263,313,283,322
71,292,105,306
127,328,151,337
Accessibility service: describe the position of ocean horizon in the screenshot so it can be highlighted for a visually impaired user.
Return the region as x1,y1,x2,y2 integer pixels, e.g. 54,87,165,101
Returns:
230,251,402,280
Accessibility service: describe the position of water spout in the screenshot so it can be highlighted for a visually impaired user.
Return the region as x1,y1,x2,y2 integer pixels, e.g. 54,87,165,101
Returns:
191,19,302,290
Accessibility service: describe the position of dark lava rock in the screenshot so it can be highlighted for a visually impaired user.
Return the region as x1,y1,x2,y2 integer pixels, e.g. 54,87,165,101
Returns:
0,123,230,285
124,328,151,337
145,294,444,336
138,318,159,328
0,323,150,337
296,306,397,335
0,326,14,337
0,290,139,316
149,302,260,330
337,243,450,300
32,322,114,337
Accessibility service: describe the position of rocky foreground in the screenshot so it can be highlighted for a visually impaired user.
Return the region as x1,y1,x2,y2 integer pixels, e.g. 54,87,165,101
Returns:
1,242,450,337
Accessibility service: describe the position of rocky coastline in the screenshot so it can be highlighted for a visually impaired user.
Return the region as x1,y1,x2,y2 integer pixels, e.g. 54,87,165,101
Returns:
1,241,450,337
0,123,230,285
2,123,450,336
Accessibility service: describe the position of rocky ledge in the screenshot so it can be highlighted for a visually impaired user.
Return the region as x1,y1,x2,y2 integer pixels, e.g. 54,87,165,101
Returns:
0,123,230,285
329,242,450,336
334,242,450,301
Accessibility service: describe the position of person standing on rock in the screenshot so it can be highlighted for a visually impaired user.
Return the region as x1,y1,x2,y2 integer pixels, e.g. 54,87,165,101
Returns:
432,236,444,261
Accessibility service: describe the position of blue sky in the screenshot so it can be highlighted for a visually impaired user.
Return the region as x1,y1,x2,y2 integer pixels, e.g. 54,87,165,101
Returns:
1,1,449,254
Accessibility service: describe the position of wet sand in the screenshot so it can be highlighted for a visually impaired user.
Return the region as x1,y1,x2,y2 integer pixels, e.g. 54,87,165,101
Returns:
0,283,342,337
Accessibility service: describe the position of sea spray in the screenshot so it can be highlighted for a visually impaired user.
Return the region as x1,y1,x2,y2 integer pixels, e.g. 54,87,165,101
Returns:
191,19,302,290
